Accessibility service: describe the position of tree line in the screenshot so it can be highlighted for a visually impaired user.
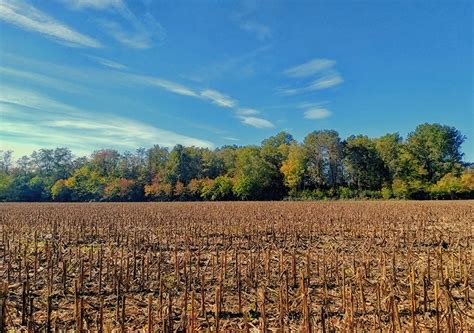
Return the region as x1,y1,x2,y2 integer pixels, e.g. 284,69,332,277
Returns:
0,123,472,202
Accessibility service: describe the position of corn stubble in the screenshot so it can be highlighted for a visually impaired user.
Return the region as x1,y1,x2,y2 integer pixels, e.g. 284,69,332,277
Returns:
0,201,472,332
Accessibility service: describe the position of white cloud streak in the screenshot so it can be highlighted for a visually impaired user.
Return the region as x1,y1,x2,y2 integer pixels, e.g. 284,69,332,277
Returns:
61,0,165,49
308,73,343,90
284,58,335,78
222,136,240,141
84,55,127,70
201,89,237,108
281,58,343,95
239,116,274,129
124,73,199,98
62,0,124,10
303,107,332,120
1,52,274,132
100,19,163,49
0,0,102,48
236,108,260,116
0,86,214,154
0,66,88,94
233,1,271,41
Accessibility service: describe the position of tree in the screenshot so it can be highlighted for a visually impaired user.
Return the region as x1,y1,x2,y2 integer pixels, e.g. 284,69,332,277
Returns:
392,178,428,199
103,178,140,201
91,149,121,177
144,175,173,200
233,146,274,200
404,123,465,183
430,170,474,199
0,150,13,173
147,145,169,182
7,174,49,201
215,145,239,176
174,181,187,199
51,148,74,180
281,144,306,196
31,149,55,176
165,145,202,185
51,179,73,201
260,132,295,199
200,149,225,179
374,133,402,181
303,130,343,189
211,176,234,200
15,156,33,174
460,170,474,191
0,122,469,202
0,172,13,200
187,178,213,200
64,166,106,201
343,135,388,191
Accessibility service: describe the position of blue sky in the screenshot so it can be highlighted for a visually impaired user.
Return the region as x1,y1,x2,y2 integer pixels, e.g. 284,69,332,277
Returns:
0,0,473,161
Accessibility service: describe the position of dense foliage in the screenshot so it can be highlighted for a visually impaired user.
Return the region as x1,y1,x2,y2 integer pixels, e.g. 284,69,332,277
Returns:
0,123,472,201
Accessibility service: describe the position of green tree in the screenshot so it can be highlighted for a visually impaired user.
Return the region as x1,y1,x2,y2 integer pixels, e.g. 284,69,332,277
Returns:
232,146,274,200
374,133,402,181
200,149,225,179
165,145,202,185
200,176,234,200
0,172,13,201
343,135,388,191
65,166,106,201
215,145,239,176
303,130,343,190
147,145,169,182
404,123,465,183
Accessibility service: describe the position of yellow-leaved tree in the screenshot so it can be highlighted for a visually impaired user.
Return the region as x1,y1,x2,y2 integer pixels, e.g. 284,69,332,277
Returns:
280,144,306,196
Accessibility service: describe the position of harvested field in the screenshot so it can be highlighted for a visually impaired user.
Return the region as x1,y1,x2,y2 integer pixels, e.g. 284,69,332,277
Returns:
0,201,473,332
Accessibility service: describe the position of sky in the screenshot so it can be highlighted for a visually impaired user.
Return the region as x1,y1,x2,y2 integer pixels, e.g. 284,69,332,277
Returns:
0,0,473,161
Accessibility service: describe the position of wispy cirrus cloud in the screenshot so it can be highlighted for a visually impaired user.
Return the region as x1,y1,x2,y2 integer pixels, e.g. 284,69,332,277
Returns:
307,73,343,90
60,0,165,49
239,116,274,129
199,91,275,129
0,86,214,154
186,45,271,83
201,89,237,108
284,59,335,78
100,16,165,49
61,0,124,10
280,58,343,95
233,0,271,41
0,0,102,48
222,136,240,142
1,51,274,133
84,55,127,70
133,81,274,130
124,73,200,98
0,66,89,94
236,108,260,116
